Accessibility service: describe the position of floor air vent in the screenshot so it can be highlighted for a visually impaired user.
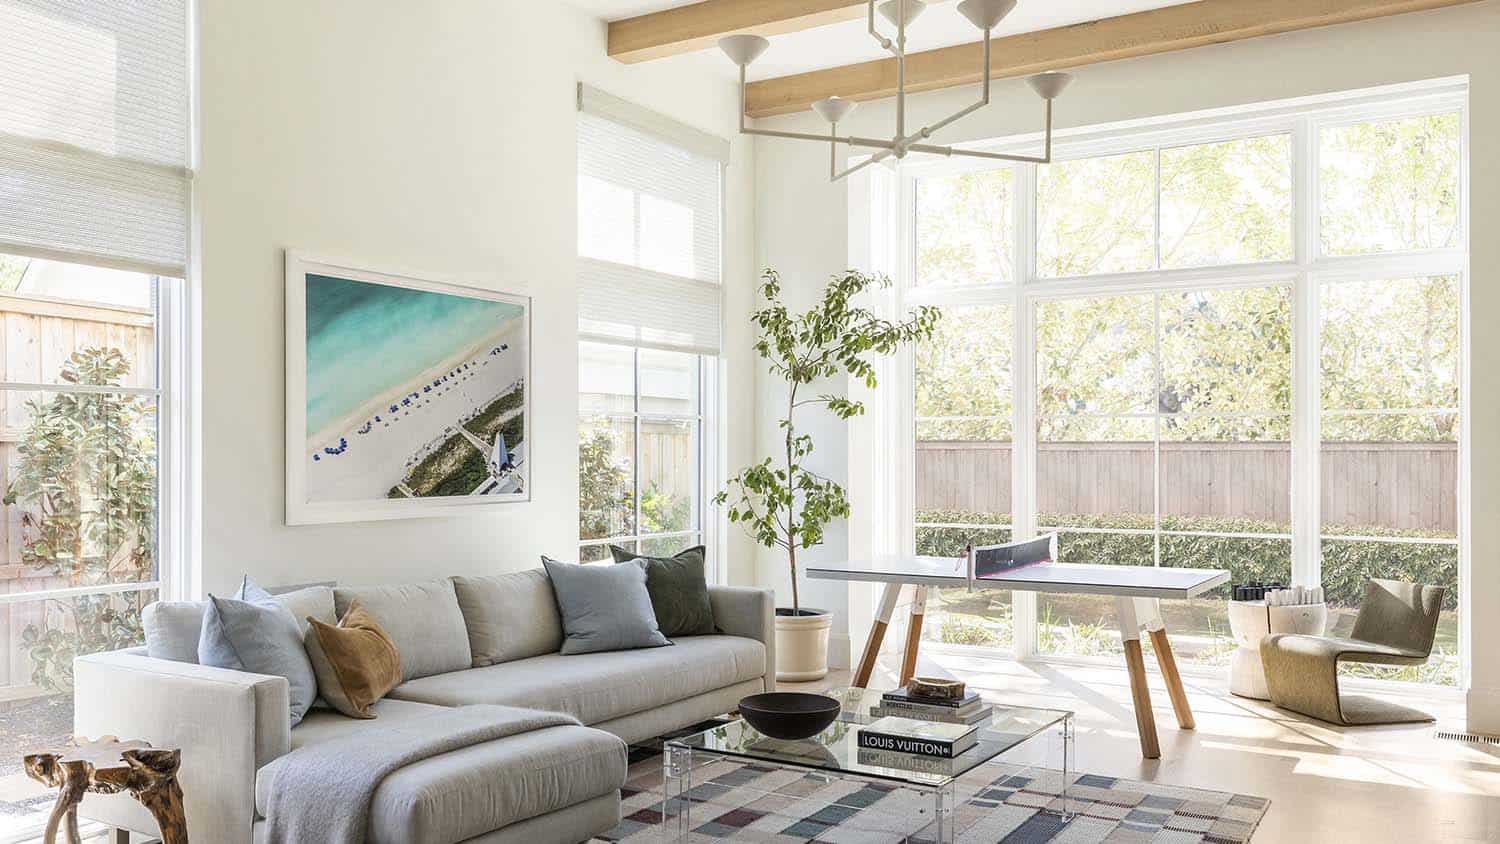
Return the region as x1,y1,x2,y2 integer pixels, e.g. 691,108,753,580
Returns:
1435,730,1500,745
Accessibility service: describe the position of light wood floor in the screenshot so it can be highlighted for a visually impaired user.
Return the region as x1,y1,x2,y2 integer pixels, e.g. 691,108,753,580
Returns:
783,650,1500,843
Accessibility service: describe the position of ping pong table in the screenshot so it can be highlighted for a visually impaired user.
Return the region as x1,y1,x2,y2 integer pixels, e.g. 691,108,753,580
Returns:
807,555,1231,759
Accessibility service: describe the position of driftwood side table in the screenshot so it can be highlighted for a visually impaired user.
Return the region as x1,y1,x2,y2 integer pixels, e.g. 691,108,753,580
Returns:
23,736,188,844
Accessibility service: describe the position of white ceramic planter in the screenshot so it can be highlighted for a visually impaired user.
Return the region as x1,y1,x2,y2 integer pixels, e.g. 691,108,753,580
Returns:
775,609,832,682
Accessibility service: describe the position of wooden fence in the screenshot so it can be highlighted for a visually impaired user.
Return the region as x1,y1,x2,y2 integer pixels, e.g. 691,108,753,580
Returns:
917,440,1458,532
0,293,155,699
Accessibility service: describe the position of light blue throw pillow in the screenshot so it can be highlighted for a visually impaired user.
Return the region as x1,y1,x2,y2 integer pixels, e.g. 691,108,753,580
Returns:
198,576,318,727
542,557,671,655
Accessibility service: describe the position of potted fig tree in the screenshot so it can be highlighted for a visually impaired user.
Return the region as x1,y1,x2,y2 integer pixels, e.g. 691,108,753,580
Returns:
718,269,938,680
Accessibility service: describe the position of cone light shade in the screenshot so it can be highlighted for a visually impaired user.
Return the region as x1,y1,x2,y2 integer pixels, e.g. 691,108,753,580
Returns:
811,96,858,125
957,0,1017,30
1026,71,1074,100
718,34,770,67
877,0,927,29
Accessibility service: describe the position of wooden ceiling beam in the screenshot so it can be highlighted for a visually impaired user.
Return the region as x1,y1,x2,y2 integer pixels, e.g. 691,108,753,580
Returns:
743,0,1483,118
608,0,871,64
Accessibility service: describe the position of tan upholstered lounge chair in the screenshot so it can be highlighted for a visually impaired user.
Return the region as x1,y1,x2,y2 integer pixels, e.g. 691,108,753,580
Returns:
1260,579,1445,725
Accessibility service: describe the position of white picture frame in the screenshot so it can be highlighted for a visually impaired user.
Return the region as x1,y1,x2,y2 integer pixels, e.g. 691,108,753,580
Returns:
285,251,532,525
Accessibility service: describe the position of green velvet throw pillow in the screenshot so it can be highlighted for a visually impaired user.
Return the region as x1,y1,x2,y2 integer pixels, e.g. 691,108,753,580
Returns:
610,545,715,638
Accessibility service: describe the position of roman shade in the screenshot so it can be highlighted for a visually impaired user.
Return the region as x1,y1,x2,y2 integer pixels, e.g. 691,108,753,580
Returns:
577,84,726,356
0,0,190,276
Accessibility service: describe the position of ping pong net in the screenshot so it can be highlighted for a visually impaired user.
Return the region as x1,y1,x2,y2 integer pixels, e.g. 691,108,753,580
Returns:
965,534,1058,589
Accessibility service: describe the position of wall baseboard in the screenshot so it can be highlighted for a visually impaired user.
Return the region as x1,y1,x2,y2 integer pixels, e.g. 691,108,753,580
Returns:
1466,687,1500,735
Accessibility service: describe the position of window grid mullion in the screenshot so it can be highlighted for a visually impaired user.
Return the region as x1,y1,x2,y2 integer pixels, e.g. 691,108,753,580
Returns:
905,93,1464,683
633,347,642,543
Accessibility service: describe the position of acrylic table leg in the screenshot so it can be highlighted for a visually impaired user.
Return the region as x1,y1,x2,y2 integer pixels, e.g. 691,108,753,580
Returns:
662,743,694,842
1058,715,1074,820
932,781,956,844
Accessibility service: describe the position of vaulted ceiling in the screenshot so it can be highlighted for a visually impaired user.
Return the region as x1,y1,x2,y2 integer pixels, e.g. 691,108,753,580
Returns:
572,0,1198,80
575,0,1485,118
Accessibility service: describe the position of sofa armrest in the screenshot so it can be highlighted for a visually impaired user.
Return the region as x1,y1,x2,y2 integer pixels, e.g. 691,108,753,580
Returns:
73,649,291,844
710,585,776,692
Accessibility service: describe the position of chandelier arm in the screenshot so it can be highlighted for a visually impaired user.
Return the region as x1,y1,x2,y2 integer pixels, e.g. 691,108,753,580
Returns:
829,124,838,179
903,28,990,150
738,65,748,134
906,142,1048,164
868,0,895,52
895,0,907,143
832,149,893,182
742,126,898,151
907,94,1057,164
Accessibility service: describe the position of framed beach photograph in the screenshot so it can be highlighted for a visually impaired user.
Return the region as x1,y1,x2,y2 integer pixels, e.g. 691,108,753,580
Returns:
285,252,531,525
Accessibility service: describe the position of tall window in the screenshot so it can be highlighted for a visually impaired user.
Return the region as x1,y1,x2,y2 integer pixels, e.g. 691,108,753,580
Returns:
0,0,190,831
904,86,1465,685
575,86,724,566
579,343,706,561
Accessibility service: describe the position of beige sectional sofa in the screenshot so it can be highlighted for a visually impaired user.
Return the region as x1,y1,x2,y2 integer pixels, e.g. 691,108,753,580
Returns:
72,569,775,844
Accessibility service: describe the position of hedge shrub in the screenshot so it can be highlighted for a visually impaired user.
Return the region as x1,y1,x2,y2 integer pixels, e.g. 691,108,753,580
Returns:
916,510,1457,610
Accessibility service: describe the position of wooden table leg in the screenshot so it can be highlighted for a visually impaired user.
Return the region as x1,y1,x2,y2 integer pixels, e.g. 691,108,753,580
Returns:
854,582,903,688
43,774,85,844
1115,597,1161,760
1149,627,1196,730
899,586,928,686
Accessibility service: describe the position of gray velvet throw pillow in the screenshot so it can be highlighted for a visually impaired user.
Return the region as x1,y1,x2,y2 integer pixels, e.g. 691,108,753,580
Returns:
542,557,670,655
609,545,715,638
198,576,318,727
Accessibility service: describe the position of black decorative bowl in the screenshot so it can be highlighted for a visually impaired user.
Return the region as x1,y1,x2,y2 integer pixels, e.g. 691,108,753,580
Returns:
738,692,842,741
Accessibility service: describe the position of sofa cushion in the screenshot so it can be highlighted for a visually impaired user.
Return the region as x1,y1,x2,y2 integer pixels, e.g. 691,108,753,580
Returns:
261,703,626,844
143,586,335,664
143,601,209,662
304,601,402,719
199,577,318,727
452,569,563,666
388,635,765,725
334,581,471,681
290,698,451,751
542,557,670,655
609,544,715,637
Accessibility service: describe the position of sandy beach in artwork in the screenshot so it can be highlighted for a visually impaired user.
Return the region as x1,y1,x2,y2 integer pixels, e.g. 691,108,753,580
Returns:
303,318,525,502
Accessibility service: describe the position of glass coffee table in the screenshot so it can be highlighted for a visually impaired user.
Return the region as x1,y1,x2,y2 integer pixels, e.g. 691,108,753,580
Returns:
662,687,1073,842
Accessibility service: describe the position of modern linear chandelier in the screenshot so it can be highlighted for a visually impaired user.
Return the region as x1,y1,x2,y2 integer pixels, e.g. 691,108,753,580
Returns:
719,0,1073,182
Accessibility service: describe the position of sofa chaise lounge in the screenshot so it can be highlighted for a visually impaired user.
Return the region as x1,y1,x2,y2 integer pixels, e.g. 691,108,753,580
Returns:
71,568,775,844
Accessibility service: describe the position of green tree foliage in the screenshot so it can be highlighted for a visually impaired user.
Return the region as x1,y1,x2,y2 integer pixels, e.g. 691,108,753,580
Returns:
0,254,29,290
914,305,1013,441
718,269,940,612
4,347,157,691
1321,114,1461,255
578,424,630,542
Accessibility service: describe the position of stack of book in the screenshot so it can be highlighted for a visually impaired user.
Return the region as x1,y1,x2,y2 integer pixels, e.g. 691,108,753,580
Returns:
870,688,992,726
856,716,978,760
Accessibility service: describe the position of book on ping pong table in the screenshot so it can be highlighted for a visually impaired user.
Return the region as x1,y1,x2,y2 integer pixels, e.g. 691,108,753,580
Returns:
965,534,1057,588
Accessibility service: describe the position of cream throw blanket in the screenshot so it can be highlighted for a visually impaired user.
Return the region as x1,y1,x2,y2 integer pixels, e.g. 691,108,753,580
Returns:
260,703,579,843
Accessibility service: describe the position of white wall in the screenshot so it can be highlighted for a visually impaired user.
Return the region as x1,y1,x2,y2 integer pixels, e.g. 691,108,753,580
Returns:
752,1,1500,723
194,0,758,594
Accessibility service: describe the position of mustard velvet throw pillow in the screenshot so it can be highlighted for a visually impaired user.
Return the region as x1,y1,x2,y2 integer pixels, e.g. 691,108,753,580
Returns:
304,601,402,719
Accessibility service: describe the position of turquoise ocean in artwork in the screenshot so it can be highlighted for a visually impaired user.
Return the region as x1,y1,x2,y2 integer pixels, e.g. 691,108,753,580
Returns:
305,274,523,435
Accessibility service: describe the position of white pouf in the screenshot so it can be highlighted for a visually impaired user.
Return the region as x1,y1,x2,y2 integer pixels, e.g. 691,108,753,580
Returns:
1227,600,1328,699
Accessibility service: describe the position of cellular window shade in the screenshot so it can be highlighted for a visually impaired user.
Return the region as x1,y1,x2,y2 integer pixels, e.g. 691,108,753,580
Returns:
578,86,724,356
0,0,190,276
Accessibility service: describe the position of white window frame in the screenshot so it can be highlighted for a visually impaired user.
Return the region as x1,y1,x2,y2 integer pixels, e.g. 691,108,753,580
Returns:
0,275,189,613
885,78,1470,687
578,343,717,572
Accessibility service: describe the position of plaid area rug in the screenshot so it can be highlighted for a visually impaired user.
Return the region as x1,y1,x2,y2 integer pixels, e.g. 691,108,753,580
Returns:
592,746,1268,843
